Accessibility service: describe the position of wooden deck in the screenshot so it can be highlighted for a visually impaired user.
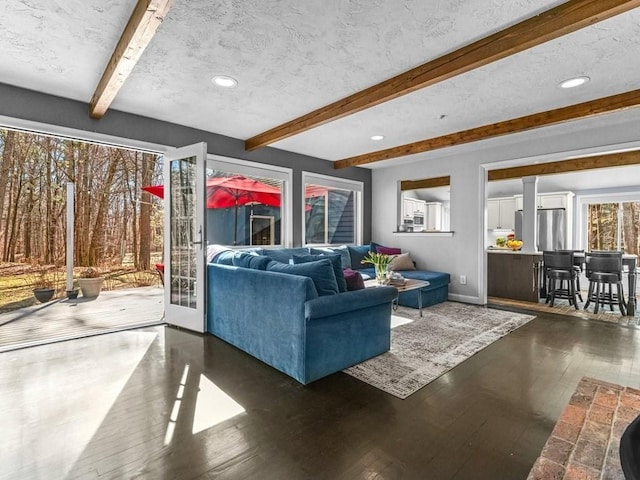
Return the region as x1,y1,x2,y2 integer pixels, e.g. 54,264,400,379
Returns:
0,286,165,352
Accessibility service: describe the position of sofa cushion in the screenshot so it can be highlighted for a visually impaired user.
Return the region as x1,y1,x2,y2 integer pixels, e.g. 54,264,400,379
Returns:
231,252,272,270
267,258,339,296
293,254,347,293
262,247,310,264
310,246,351,269
347,245,371,270
401,270,451,289
342,268,365,291
389,253,416,271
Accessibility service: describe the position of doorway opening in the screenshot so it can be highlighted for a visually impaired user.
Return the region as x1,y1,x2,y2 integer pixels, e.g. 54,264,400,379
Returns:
0,126,165,351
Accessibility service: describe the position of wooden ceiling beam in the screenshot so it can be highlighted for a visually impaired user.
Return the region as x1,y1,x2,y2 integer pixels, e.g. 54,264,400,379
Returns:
488,150,640,181
400,176,450,191
245,0,640,151
334,88,640,169
89,0,173,119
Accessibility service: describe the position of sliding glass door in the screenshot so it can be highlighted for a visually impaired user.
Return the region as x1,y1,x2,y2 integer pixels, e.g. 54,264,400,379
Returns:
587,201,640,255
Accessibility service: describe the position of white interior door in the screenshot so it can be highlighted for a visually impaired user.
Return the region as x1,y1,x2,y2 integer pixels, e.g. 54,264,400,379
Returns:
163,142,207,332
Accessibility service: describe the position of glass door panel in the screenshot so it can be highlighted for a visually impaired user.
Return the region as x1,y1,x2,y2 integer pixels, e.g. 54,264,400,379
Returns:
163,143,207,332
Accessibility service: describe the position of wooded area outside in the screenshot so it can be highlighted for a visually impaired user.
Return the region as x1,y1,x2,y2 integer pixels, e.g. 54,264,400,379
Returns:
0,128,163,269
588,202,640,255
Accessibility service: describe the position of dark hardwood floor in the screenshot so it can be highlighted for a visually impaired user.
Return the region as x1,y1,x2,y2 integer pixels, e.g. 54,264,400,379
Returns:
2,310,640,479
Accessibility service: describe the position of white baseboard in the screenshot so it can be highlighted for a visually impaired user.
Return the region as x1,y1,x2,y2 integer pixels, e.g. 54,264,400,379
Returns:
447,294,485,305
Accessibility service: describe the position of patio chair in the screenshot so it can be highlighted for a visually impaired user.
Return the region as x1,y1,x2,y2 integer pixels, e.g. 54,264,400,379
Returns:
155,263,165,286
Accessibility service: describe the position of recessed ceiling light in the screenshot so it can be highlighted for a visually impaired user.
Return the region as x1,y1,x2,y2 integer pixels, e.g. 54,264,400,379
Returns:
212,75,238,88
371,135,384,141
560,76,590,89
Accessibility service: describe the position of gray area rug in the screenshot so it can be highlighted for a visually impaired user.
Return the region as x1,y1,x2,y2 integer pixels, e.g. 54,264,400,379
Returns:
343,302,536,399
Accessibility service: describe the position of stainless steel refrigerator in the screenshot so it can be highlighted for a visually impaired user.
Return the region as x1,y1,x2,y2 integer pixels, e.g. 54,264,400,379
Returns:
514,208,566,251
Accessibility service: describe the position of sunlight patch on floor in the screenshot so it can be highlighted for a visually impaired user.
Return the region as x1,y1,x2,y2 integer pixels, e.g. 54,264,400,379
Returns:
192,374,245,435
391,315,414,329
0,330,157,480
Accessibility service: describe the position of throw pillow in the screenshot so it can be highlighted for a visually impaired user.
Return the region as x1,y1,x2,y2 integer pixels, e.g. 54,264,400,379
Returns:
388,253,416,271
310,246,351,269
211,249,236,266
342,268,365,291
370,241,402,255
377,246,402,255
293,254,347,293
347,245,371,270
206,244,231,263
262,247,310,264
267,258,339,296
231,252,272,270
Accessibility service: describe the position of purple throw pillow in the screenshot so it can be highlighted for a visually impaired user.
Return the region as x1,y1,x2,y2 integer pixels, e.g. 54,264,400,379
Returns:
343,268,365,291
377,246,402,255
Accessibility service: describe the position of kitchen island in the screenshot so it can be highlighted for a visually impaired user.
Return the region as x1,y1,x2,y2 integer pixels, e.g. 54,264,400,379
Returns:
487,249,542,303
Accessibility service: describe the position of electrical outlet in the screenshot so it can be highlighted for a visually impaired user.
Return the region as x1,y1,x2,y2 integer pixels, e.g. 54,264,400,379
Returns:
459,275,467,285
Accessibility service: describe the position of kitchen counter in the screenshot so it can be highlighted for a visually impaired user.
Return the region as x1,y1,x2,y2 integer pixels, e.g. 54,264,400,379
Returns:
487,250,542,302
487,248,541,255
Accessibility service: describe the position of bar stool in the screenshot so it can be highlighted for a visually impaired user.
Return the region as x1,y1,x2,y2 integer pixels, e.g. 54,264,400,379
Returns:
543,251,579,309
584,252,626,315
556,249,584,302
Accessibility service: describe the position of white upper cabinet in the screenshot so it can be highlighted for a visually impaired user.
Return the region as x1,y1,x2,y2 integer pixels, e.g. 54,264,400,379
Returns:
402,197,426,218
538,194,566,209
514,192,572,210
487,197,516,230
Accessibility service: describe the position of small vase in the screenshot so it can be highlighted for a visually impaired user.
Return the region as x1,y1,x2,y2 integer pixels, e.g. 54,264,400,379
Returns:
375,265,387,285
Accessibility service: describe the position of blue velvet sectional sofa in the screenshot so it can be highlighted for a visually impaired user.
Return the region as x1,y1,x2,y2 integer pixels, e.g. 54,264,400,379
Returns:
207,247,397,384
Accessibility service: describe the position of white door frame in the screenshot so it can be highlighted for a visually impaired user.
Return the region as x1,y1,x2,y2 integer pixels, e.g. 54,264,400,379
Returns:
163,142,207,332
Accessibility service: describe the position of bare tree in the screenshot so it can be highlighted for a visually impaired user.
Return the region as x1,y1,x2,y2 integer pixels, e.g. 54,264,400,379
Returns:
0,128,162,268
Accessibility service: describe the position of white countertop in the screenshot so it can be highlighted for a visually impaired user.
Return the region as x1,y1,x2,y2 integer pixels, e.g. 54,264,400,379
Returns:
486,248,542,255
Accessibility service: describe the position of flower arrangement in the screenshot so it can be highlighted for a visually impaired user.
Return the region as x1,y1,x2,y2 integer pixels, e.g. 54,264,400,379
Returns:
361,252,393,284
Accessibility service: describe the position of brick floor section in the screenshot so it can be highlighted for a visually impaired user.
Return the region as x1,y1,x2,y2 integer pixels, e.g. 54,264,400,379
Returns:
527,377,640,480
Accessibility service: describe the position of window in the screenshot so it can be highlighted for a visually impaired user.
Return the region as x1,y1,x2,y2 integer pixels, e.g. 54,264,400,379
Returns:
207,157,292,247
587,201,640,255
302,172,363,246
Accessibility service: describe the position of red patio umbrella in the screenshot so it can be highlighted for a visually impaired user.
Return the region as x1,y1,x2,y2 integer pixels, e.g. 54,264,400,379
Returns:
142,175,282,245
206,176,280,245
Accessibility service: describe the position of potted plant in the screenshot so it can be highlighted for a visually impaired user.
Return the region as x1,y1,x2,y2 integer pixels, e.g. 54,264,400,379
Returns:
361,252,393,285
31,271,56,303
77,267,104,298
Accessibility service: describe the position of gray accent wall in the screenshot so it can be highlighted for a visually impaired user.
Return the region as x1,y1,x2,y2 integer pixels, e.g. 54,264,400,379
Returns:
0,82,372,246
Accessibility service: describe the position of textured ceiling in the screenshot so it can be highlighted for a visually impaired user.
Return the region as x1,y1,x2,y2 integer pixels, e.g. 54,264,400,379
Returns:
0,0,639,171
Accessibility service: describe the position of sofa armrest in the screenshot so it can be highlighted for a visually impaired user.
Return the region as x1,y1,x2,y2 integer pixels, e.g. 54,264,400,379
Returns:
305,286,397,320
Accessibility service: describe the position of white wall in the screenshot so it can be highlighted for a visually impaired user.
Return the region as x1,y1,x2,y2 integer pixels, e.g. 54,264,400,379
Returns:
371,108,640,305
